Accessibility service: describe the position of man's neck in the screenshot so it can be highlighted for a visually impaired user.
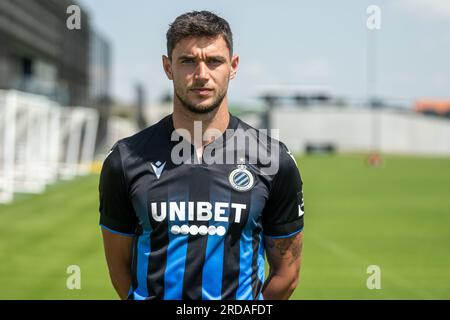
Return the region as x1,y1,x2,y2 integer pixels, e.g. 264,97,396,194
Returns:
172,97,230,149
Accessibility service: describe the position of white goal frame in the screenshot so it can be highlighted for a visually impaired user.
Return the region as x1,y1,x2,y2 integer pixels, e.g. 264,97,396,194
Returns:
0,90,99,204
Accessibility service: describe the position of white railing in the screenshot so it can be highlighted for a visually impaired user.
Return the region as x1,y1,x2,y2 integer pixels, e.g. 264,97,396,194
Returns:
0,90,99,204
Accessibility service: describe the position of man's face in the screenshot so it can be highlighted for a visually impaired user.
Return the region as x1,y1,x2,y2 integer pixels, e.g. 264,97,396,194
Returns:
163,36,239,114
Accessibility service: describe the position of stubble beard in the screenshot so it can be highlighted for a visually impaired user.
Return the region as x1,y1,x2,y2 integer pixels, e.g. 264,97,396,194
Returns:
174,86,227,115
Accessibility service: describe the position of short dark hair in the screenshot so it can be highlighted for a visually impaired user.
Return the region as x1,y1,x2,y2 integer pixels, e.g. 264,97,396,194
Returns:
166,11,233,60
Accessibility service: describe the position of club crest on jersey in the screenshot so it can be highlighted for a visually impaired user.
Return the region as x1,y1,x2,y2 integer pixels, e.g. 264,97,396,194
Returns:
228,162,254,192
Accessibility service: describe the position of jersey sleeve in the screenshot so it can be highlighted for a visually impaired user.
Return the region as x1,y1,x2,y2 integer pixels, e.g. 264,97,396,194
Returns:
262,143,304,238
98,143,137,236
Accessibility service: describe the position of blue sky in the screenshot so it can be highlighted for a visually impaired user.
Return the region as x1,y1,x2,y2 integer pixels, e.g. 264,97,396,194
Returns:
79,0,450,107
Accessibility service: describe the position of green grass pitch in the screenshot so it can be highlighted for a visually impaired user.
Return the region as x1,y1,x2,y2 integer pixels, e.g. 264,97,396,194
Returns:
0,154,449,299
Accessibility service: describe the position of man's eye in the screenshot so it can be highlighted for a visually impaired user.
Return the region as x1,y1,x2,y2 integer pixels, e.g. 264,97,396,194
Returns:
181,59,195,64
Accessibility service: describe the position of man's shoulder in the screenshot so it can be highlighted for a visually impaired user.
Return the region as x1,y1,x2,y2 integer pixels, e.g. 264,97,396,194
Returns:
123,115,170,144
230,115,300,181
233,115,291,159
114,115,171,154
233,115,261,133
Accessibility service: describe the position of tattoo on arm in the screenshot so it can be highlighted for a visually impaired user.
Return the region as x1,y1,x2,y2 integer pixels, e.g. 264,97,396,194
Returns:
265,232,303,266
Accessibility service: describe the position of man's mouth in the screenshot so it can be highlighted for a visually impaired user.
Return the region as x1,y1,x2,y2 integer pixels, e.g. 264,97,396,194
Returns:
190,88,213,96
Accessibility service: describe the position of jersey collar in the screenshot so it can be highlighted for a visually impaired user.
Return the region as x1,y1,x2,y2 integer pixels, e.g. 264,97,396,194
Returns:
163,112,239,148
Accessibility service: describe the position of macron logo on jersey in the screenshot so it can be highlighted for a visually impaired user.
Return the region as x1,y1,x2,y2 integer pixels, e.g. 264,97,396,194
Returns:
298,205,304,217
151,161,166,179
297,191,304,217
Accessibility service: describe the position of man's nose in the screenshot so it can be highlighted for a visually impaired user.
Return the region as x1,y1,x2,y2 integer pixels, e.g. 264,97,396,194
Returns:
194,61,209,81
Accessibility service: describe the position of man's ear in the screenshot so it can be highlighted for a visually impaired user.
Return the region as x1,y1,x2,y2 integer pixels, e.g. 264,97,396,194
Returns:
229,54,239,80
162,55,173,80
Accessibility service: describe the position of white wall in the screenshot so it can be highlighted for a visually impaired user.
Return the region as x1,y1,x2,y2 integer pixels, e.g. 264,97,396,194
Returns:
271,107,450,155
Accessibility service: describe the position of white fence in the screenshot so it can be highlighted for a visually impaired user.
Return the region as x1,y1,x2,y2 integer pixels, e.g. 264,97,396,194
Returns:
0,90,99,204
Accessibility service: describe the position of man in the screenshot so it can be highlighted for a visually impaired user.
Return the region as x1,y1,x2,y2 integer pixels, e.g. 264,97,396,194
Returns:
99,10,305,300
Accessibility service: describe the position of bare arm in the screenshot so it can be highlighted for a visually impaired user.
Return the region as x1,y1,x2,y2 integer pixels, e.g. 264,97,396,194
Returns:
262,231,303,300
101,228,134,300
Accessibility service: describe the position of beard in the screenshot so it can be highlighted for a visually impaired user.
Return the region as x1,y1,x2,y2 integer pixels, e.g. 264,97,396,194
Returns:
175,86,227,114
